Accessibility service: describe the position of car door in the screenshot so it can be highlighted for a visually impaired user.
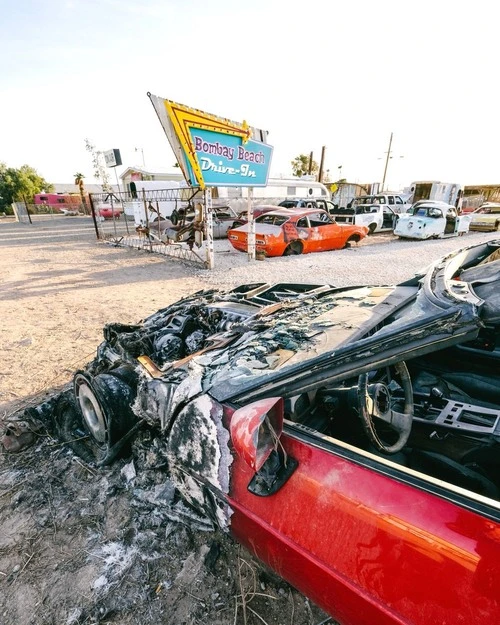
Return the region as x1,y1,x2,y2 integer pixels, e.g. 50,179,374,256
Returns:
304,211,343,251
228,418,500,625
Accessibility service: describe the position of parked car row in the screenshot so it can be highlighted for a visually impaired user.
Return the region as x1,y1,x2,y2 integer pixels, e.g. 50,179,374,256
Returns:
95,196,500,254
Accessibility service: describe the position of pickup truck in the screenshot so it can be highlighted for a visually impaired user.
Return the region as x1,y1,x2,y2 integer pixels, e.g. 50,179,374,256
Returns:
330,204,398,233
350,194,411,213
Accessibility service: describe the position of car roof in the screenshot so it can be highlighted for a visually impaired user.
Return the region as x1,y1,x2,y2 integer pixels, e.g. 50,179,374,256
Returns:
259,208,327,217
412,201,454,208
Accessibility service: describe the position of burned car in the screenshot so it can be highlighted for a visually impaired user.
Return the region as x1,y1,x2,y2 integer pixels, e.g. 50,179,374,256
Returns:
36,240,500,625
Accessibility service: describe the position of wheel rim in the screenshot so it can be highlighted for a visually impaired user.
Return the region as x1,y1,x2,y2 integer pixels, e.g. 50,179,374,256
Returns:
74,374,108,443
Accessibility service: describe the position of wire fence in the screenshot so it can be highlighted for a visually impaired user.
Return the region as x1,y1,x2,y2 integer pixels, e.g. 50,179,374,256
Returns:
89,187,211,266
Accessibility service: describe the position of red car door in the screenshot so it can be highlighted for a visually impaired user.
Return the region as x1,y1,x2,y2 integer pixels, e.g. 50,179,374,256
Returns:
228,422,500,625
302,212,343,252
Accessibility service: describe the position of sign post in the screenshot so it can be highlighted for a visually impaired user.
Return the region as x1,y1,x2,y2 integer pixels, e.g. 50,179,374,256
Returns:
148,94,272,265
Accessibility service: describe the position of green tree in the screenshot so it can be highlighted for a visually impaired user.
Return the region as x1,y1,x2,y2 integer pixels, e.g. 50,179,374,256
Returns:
0,162,53,214
291,154,319,178
74,172,88,214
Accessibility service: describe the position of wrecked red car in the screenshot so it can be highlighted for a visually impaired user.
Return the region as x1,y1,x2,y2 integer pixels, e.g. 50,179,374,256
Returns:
35,240,500,625
228,208,368,256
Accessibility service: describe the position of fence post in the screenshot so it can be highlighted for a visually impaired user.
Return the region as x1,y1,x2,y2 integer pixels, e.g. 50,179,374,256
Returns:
89,194,101,239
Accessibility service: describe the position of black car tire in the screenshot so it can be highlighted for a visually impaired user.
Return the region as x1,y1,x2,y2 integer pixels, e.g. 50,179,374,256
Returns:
283,241,303,256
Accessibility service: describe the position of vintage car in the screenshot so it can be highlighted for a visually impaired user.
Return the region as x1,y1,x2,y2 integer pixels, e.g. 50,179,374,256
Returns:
330,203,398,233
350,193,411,213
394,201,471,239
30,239,500,625
227,208,368,256
157,204,242,243
469,203,500,232
97,205,121,220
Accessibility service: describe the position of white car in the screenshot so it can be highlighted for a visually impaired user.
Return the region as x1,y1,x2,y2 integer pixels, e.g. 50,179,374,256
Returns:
394,201,471,239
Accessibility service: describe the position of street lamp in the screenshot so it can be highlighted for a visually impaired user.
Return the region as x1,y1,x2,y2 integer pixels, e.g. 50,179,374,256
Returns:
135,147,146,168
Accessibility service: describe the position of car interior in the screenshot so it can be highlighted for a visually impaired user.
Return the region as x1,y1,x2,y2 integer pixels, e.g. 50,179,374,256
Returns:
284,251,500,502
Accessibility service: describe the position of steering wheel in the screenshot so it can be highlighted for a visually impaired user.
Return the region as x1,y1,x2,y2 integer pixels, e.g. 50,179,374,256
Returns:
357,362,413,454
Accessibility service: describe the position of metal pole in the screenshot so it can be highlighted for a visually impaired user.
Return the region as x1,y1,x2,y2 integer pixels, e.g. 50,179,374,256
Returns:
89,194,100,239
308,152,314,175
142,189,152,252
247,188,255,261
318,146,326,182
204,187,214,270
110,193,118,238
381,132,393,192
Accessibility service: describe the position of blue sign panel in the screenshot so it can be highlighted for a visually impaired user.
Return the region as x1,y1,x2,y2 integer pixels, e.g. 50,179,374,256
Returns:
187,128,273,187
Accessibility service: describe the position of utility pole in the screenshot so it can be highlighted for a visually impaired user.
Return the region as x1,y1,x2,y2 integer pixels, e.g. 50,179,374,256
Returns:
308,151,314,175
318,146,326,182
381,132,393,192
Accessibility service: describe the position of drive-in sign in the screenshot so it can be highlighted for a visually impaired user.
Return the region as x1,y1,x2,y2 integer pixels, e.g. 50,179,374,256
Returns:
148,93,273,189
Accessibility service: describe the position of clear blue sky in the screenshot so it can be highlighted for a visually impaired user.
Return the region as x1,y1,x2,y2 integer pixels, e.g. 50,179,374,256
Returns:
1,0,499,190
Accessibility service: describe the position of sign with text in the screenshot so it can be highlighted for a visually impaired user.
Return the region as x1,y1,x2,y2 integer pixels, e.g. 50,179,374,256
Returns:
104,149,122,168
148,93,272,188
187,128,273,187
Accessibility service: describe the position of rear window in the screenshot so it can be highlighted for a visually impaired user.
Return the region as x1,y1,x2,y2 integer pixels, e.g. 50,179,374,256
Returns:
256,214,289,226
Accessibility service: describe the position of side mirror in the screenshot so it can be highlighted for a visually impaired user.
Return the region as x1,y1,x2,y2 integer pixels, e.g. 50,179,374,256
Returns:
230,397,284,471
230,398,297,496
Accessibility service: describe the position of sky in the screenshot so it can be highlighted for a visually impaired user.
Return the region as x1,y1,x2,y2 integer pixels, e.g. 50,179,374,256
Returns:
1,0,499,191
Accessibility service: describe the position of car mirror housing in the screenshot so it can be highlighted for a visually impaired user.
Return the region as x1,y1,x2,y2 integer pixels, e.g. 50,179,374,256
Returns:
230,397,284,471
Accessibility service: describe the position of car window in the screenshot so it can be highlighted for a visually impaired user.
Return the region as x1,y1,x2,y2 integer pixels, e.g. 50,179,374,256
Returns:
308,212,331,226
256,214,289,226
296,217,309,227
429,208,443,218
396,197,403,205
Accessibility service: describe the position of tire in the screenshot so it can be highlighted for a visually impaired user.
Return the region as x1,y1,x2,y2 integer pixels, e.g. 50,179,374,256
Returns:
72,369,139,465
368,223,377,235
283,241,303,256
170,209,179,225
344,234,361,249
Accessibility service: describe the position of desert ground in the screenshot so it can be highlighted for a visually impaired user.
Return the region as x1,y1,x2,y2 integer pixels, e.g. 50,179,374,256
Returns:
1,215,498,625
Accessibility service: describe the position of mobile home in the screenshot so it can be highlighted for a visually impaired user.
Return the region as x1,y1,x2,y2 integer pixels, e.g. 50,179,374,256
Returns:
409,181,463,210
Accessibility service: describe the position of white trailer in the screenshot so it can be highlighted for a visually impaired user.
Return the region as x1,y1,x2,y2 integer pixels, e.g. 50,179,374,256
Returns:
212,176,330,213
123,180,188,226
409,181,464,211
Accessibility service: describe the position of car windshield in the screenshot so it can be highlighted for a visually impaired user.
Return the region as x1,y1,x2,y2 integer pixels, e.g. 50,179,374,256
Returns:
256,214,289,226
413,207,441,217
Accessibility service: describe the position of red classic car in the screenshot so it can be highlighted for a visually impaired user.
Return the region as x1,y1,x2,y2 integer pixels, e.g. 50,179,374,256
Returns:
33,239,500,625
228,208,368,256
98,206,121,220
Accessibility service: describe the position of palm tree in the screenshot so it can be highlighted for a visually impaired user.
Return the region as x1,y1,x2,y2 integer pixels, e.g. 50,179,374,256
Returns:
74,173,87,214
